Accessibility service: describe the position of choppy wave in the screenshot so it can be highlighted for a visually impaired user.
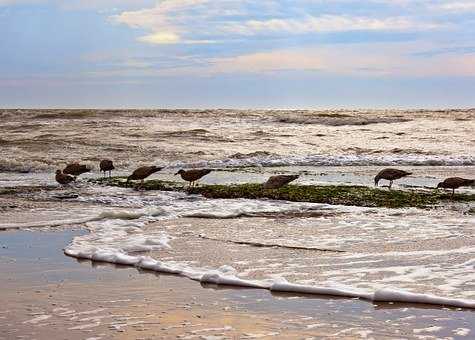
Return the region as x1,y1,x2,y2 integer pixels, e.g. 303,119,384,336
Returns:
1,153,473,173
174,153,475,169
275,114,412,126
1,108,474,173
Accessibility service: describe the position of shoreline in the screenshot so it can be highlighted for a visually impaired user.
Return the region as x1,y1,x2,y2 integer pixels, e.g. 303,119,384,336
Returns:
1,229,474,339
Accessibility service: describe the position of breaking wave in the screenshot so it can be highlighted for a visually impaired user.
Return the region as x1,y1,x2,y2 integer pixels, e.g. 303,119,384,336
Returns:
174,153,475,169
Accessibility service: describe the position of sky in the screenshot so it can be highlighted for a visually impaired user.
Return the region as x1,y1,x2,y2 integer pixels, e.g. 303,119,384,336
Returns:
1,0,474,109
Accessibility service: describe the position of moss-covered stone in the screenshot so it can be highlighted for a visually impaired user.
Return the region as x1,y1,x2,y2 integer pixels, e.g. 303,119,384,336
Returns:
192,183,474,208
90,177,183,191
89,176,474,208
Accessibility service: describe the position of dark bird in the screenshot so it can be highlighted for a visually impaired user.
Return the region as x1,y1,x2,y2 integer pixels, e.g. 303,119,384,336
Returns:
55,170,75,186
437,177,474,196
127,165,162,188
175,169,212,188
263,174,299,189
99,159,115,178
374,168,412,190
63,163,91,177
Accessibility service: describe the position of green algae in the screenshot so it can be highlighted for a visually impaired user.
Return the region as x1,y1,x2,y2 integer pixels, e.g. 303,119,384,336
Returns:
89,177,474,209
191,184,473,208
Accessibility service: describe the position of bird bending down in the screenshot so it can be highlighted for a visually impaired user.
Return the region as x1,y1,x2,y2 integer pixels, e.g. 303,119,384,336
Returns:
126,165,162,189
99,159,115,178
63,163,91,177
175,169,212,188
55,170,75,186
437,177,474,197
263,174,299,189
374,168,412,190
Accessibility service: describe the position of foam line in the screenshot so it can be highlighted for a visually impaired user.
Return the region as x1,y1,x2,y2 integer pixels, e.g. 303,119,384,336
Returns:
0,207,164,230
270,282,374,300
373,289,475,309
64,247,475,309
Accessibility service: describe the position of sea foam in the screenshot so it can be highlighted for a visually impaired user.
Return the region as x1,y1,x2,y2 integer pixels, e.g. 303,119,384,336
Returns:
62,202,475,309
64,245,475,309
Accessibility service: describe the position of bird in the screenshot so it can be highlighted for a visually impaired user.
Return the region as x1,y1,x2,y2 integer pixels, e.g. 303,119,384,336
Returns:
99,159,115,178
374,168,412,190
55,169,75,186
263,174,299,189
63,163,91,177
437,177,474,197
126,165,162,188
175,169,212,188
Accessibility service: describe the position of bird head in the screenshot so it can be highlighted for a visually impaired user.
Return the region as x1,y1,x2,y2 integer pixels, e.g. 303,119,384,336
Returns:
436,182,444,189
175,169,185,175
56,169,62,175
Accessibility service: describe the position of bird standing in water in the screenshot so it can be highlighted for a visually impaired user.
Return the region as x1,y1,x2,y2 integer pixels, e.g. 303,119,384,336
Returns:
127,165,162,189
263,174,299,189
437,177,474,197
374,168,412,190
99,159,115,178
55,170,75,186
63,163,91,177
175,169,212,188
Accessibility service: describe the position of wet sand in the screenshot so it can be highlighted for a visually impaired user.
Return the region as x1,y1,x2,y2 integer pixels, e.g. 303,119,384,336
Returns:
1,230,473,339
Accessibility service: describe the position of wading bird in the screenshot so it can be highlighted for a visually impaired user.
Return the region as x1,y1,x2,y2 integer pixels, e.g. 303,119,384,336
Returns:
127,165,162,189
437,177,474,197
55,169,75,186
63,163,91,177
374,168,412,190
263,174,299,189
99,159,115,178
175,169,212,188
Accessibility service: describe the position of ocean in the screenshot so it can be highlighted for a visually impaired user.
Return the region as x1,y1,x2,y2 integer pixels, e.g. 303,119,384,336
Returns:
1,108,474,309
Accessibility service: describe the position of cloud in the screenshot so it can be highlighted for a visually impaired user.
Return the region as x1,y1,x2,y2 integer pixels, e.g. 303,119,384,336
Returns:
137,32,218,45
432,1,475,13
77,41,475,79
223,15,441,35
112,1,444,45
190,43,475,77
138,32,181,44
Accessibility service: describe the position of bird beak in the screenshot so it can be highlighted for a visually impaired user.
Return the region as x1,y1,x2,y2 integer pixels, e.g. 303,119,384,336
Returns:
174,171,179,175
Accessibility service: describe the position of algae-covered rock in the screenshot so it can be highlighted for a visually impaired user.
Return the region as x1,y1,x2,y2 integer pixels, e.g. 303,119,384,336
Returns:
89,176,474,209
90,177,183,191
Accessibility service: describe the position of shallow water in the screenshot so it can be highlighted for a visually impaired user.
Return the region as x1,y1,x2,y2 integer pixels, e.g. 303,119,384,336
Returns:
0,109,474,310
2,230,474,339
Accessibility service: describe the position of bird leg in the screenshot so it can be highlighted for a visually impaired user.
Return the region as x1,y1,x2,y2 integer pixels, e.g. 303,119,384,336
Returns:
389,180,393,190
452,188,455,198
109,171,111,178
